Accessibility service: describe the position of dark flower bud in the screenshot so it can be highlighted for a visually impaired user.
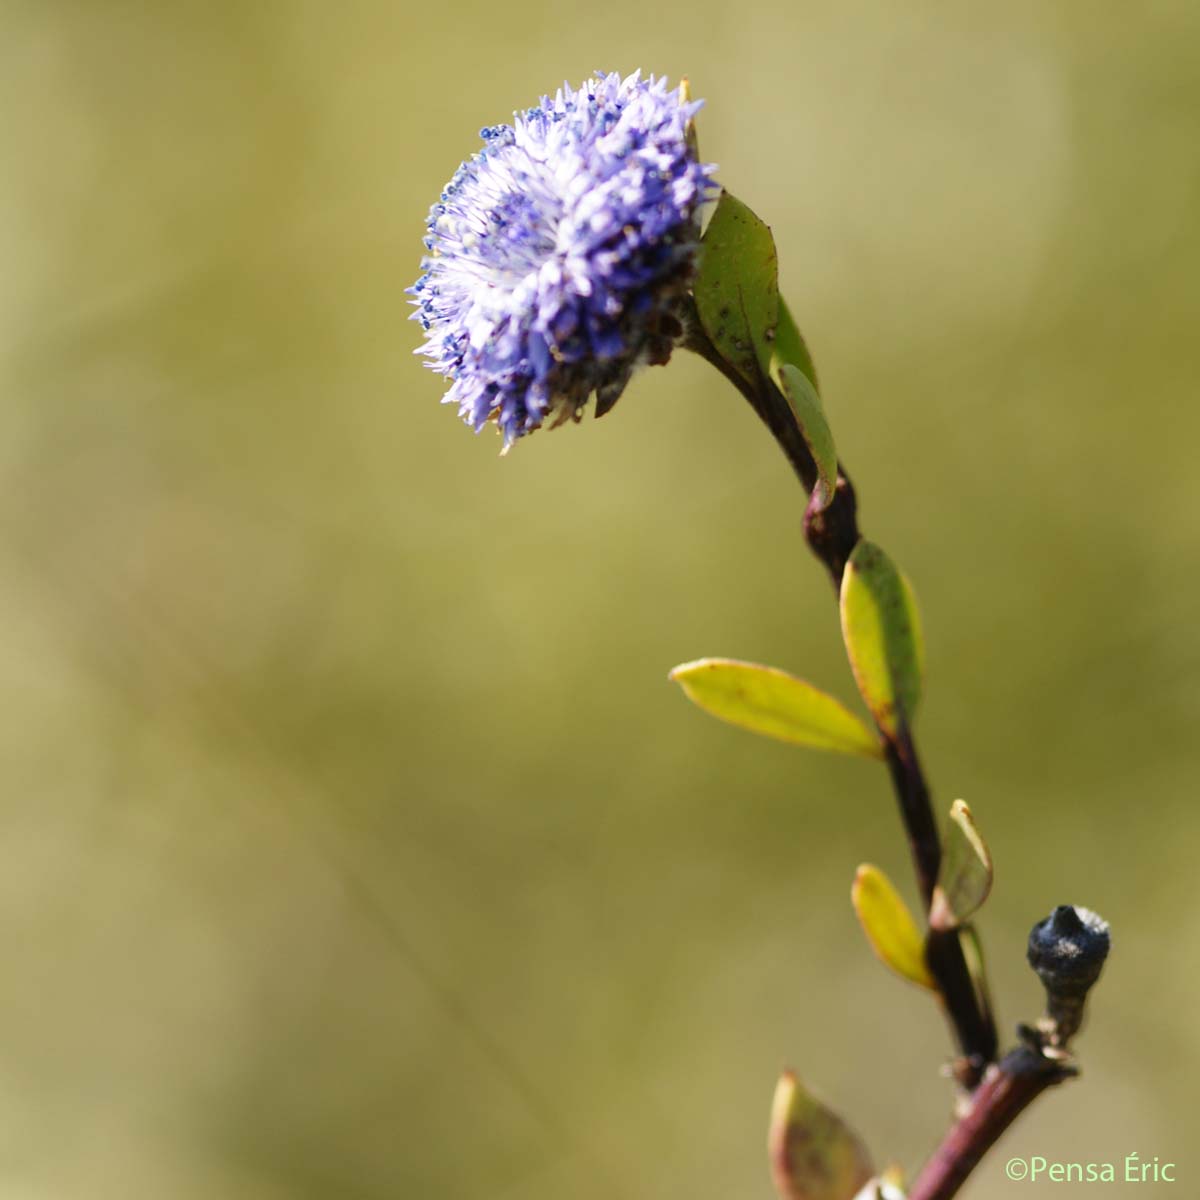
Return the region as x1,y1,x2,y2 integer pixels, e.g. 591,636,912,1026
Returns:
1027,905,1110,1048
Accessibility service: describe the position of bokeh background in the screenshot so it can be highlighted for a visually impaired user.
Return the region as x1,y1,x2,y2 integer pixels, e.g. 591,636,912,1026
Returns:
1,2,1197,1197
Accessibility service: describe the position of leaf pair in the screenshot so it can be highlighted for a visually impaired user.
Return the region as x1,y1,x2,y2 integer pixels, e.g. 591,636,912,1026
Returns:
669,537,926,755
694,191,838,511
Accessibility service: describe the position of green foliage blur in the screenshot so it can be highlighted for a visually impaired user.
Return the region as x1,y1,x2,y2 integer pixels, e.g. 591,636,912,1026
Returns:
1,3,1197,1196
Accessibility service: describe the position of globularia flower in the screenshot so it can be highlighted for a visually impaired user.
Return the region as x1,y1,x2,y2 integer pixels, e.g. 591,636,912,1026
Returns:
411,71,718,448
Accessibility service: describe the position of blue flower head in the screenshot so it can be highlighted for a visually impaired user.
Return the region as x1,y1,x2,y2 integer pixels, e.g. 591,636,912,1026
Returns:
411,71,718,449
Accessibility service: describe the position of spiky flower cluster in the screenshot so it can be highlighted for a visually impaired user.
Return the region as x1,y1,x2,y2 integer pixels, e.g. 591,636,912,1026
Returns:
410,71,718,448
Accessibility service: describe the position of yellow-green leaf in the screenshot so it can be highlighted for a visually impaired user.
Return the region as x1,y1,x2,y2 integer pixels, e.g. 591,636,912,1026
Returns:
839,542,925,739
769,1070,874,1200
930,800,994,932
774,361,837,511
669,658,882,759
851,864,935,991
694,190,780,389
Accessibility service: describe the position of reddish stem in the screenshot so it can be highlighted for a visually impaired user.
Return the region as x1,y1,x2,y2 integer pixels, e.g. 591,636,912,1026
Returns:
909,1048,1072,1200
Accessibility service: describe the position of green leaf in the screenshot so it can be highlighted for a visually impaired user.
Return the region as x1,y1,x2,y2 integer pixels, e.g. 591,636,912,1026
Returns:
694,190,780,388
851,864,935,991
774,362,837,511
775,298,819,394
668,658,882,759
769,1070,874,1200
839,541,925,739
930,800,994,932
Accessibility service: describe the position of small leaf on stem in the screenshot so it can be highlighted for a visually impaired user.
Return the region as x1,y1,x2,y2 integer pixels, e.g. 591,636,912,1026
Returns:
769,1069,874,1200
851,864,935,991
839,541,925,739
775,298,819,394
930,800,994,932
774,361,838,511
669,658,882,758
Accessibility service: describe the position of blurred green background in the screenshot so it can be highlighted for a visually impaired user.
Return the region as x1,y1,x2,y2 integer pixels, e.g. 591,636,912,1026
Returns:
1,2,1197,1197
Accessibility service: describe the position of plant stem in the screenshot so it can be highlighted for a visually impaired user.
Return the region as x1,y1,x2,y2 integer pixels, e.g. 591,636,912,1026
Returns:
681,309,998,1080
886,734,998,1079
908,1047,1072,1200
